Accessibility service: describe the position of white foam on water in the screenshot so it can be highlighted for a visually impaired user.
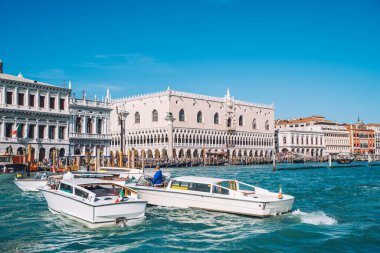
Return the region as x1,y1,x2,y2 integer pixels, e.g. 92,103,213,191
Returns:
292,209,337,225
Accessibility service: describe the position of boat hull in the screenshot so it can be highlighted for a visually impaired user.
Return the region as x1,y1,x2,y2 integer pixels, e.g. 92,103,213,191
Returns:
14,179,47,192
132,187,294,217
40,189,147,228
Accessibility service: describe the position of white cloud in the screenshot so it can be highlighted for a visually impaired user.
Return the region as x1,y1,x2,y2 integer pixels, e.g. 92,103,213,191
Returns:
79,54,174,74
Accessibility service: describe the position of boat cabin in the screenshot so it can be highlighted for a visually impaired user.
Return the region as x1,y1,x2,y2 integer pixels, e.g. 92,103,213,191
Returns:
53,179,138,204
136,176,263,198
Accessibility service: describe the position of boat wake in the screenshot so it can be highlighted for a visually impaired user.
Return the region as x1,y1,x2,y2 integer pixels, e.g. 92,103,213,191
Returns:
292,209,337,226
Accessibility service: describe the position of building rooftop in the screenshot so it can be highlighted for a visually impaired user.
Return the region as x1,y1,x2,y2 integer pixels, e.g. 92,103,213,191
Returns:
0,72,67,90
275,115,335,125
111,88,275,110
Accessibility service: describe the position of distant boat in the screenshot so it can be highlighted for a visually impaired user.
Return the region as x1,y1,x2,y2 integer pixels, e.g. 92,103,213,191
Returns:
336,158,353,164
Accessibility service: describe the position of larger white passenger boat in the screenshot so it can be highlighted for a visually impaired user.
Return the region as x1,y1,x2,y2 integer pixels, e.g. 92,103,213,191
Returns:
130,176,295,217
39,175,147,228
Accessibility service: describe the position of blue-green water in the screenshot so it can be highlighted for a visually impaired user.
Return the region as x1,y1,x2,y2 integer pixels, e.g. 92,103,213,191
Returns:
1,163,380,252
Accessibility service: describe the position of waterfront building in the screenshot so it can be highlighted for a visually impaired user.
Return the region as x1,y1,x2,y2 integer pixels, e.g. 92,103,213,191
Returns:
367,124,380,157
110,88,275,161
275,117,325,158
0,61,111,164
0,63,70,161
68,91,112,158
275,116,351,158
345,119,375,156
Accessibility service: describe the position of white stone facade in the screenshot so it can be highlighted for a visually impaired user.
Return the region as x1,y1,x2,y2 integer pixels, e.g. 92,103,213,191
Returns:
0,71,112,162
275,126,325,157
110,89,275,160
367,124,380,155
0,73,70,161
319,124,350,155
69,96,112,157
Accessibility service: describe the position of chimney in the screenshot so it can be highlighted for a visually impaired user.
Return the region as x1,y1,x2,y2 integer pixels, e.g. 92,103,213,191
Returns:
0,59,3,74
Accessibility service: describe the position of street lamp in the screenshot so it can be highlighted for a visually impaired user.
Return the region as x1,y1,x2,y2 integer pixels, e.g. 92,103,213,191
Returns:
116,105,129,155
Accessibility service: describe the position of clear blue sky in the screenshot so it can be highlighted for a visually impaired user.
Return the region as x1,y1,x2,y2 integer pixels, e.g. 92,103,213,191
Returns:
1,0,379,123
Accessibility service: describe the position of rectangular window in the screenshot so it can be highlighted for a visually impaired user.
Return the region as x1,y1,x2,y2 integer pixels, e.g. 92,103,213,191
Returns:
212,185,229,195
18,93,25,106
58,126,65,140
48,126,56,139
97,119,102,134
28,125,35,138
6,92,13,105
283,137,287,144
59,183,73,194
39,96,45,108
75,188,89,199
29,94,35,107
59,98,65,110
170,181,190,190
38,125,45,139
189,183,211,193
49,97,55,109
5,123,13,137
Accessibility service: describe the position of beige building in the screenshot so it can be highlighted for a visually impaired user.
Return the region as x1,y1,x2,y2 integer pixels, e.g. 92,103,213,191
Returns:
367,124,380,156
110,88,275,160
275,116,350,158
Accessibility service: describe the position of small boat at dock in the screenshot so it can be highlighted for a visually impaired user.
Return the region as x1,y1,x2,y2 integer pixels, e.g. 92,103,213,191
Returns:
129,176,295,217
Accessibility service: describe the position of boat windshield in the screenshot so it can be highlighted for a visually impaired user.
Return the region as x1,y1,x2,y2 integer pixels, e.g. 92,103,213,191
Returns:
83,184,124,197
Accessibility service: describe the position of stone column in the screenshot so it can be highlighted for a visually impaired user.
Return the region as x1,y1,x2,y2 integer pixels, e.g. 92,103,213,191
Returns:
82,116,87,134
56,121,59,140
167,119,174,159
57,93,60,110
26,88,29,107
2,85,6,105
93,117,97,135
35,120,39,139
47,91,50,109
46,121,49,140
36,90,40,109
14,87,18,106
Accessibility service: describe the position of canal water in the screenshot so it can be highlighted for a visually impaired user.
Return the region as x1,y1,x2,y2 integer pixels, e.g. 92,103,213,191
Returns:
1,163,379,252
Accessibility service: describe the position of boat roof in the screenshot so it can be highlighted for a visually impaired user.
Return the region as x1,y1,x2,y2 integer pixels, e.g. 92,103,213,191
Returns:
173,176,230,184
61,178,117,186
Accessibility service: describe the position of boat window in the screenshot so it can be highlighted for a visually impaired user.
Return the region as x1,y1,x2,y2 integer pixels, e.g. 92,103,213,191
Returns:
238,182,255,192
212,185,229,195
59,183,73,194
84,184,121,197
75,188,89,199
189,183,211,193
171,180,190,190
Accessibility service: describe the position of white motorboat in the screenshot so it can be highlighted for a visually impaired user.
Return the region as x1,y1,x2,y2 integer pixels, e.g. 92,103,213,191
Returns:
97,167,145,181
14,172,50,192
39,174,147,228
130,176,295,217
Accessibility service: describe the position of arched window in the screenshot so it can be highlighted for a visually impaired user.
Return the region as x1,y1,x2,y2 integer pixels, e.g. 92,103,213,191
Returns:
265,120,270,130
252,119,257,129
197,111,202,123
214,113,219,124
179,109,185,122
239,115,243,126
227,117,232,127
135,112,140,124
152,110,158,122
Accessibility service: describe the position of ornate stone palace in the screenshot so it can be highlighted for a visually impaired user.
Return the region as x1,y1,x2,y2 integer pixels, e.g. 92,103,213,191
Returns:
110,88,275,161
0,61,111,161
